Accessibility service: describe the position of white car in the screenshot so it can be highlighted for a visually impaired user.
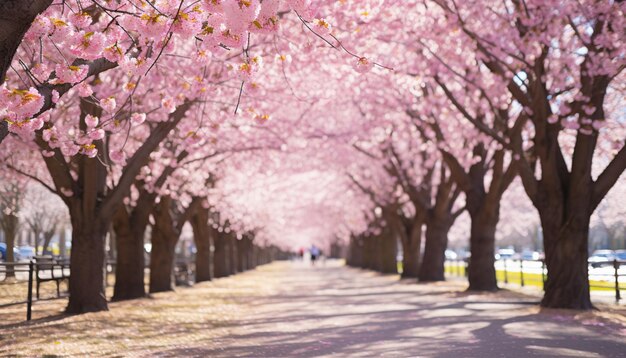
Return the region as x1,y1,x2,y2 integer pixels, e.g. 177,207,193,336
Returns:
16,246,36,261
495,249,516,260
444,249,458,260
588,250,615,268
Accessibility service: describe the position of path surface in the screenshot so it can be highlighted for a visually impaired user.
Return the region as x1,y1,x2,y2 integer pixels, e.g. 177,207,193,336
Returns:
2,260,626,357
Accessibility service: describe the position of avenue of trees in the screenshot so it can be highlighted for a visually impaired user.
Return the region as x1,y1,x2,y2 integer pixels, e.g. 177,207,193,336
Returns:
0,0,624,312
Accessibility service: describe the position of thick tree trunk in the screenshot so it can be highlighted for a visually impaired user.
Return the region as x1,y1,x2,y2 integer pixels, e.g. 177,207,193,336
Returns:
2,214,18,277
191,209,213,283
378,228,398,274
255,246,265,266
362,236,374,270
400,219,422,279
213,231,230,278
229,235,238,275
237,238,248,272
66,216,108,313
149,199,179,293
149,227,177,293
418,219,450,282
467,209,499,291
347,236,363,267
112,207,146,300
250,245,258,269
539,198,593,309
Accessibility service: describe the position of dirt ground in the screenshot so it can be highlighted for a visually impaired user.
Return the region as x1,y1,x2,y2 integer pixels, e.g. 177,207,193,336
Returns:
1,260,625,357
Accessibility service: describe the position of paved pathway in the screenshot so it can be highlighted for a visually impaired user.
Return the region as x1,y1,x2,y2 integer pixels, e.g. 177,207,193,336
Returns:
2,260,626,357
184,261,626,357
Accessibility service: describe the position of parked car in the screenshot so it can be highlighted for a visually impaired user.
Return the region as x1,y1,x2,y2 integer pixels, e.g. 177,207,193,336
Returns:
588,250,615,268
615,250,626,262
0,243,20,261
495,248,516,260
15,246,36,261
444,249,458,260
520,250,541,261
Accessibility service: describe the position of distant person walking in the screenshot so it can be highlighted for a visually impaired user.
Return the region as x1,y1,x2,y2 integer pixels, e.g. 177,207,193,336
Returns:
310,245,320,265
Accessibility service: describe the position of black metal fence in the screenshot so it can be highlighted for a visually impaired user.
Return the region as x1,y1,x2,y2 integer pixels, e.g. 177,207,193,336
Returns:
0,257,70,320
445,258,624,303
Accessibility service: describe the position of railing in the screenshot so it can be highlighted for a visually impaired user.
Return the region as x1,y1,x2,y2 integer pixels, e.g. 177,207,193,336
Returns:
445,258,624,303
0,257,70,320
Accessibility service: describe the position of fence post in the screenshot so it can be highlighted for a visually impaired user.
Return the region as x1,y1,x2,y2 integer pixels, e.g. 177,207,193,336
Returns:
27,261,34,321
503,259,508,284
520,260,525,287
541,259,546,291
614,259,621,303
463,258,471,277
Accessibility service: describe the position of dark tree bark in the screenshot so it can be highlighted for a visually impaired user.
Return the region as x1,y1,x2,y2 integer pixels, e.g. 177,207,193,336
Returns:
149,202,177,293
400,218,422,279
539,203,592,309
213,230,231,278
362,235,375,270
66,213,108,313
347,235,364,267
385,210,423,279
466,207,499,291
377,226,398,274
418,217,452,282
149,196,198,293
190,205,213,282
228,234,238,275
247,241,257,270
112,206,146,301
1,212,19,277
237,236,253,272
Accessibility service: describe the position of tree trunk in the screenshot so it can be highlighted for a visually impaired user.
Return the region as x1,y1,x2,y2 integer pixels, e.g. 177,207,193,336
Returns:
378,227,398,274
42,231,55,255
191,208,212,283
347,236,363,267
538,194,593,309
149,227,177,293
149,200,178,293
228,235,238,275
248,239,255,268
66,216,108,313
419,218,451,282
400,218,422,278
362,236,374,270
467,209,499,291
2,214,18,277
213,231,230,278
112,206,146,300
237,238,247,272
